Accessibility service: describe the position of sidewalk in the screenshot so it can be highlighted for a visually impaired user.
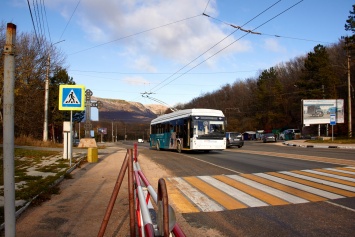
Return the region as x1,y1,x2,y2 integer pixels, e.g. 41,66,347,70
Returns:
282,139,355,149
15,145,133,237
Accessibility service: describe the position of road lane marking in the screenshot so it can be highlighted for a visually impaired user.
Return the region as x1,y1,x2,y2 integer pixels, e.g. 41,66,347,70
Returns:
180,153,243,174
242,173,326,202
232,149,355,166
226,174,307,204
213,175,290,206
168,177,224,212
165,179,200,213
198,176,268,207
166,166,355,213
303,170,355,182
325,201,355,213
256,173,344,199
322,168,355,177
183,176,248,209
292,170,355,186
279,171,355,196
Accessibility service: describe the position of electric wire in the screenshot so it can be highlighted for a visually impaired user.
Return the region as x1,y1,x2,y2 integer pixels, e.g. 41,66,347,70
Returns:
33,0,44,39
150,0,304,94
42,0,52,43
59,0,81,41
147,0,283,94
27,0,41,46
203,0,211,14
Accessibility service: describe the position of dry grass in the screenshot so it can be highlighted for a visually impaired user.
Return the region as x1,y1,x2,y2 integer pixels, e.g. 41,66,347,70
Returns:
14,135,63,148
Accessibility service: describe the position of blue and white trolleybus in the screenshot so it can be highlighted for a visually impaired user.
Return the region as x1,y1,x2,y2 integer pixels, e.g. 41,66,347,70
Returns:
150,109,226,152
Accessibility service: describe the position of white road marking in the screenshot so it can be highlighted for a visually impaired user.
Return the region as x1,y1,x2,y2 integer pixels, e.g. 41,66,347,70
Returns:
169,177,224,212
255,173,344,199
198,176,268,207
226,175,308,204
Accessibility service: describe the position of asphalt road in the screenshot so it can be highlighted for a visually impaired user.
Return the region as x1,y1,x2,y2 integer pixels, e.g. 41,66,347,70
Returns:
137,141,355,237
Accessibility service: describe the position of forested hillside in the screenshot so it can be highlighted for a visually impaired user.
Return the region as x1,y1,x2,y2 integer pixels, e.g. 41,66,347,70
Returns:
177,40,354,137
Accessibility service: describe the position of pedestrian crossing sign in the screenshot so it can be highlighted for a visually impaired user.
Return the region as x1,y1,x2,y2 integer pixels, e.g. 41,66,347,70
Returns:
59,85,85,111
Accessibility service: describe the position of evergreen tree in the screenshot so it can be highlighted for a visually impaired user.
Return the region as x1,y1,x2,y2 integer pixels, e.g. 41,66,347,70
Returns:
296,44,338,99
254,67,284,129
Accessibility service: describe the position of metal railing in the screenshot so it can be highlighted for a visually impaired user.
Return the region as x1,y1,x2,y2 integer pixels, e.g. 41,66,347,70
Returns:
98,143,186,237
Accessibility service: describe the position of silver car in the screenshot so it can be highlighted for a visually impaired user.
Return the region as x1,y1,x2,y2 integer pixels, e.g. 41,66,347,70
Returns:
263,133,277,143
226,132,244,148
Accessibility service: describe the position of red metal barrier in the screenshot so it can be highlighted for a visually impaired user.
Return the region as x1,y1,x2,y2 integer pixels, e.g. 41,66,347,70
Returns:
97,145,186,237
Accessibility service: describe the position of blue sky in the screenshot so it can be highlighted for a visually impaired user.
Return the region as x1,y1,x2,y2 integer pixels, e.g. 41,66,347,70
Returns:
2,0,353,107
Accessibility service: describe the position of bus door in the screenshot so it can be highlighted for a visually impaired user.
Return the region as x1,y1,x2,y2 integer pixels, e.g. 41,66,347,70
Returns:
183,119,190,148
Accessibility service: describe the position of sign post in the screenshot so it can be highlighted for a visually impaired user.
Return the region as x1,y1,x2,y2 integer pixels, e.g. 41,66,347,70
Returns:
330,114,336,141
59,85,85,164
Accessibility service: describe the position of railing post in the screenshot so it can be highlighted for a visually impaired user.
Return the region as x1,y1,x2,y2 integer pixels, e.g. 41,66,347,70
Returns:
128,149,136,237
97,152,129,237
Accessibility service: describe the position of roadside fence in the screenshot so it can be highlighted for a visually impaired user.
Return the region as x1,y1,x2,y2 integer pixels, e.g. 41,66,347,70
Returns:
97,143,186,237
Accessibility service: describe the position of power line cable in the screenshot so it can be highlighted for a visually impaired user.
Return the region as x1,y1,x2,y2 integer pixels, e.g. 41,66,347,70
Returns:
147,0,283,94
33,0,44,39
151,0,304,94
59,0,81,41
68,14,202,55
27,0,41,46
42,0,52,43
203,0,211,14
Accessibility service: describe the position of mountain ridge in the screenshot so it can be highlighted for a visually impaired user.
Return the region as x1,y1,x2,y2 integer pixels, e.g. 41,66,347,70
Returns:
92,97,168,123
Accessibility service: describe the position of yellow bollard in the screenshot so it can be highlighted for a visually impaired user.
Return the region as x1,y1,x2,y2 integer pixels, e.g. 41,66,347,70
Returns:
87,147,98,163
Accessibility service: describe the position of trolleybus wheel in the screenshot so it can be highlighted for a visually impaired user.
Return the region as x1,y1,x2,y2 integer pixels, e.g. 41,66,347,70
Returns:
177,142,182,153
156,141,160,151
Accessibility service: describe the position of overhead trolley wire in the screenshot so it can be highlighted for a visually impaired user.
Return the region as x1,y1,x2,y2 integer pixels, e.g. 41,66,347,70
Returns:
147,0,287,94
59,0,81,41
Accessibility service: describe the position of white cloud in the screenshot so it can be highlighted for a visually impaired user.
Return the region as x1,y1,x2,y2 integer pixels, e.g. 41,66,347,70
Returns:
262,38,286,53
131,56,157,72
122,76,150,86
50,0,247,66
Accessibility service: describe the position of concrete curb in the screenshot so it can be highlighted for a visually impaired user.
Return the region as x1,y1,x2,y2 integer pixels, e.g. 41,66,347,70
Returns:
282,141,355,149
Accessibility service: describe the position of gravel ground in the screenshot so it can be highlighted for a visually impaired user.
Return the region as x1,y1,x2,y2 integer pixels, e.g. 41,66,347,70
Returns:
10,144,214,237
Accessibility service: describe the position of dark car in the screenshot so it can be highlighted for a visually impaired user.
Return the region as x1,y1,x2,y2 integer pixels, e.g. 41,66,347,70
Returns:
226,132,244,148
262,133,277,143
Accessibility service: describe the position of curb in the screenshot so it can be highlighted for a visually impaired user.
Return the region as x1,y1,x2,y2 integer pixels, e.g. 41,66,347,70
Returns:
282,142,355,149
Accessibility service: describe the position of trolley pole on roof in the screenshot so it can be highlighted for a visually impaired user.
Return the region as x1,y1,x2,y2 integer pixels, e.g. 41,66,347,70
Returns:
3,22,16,237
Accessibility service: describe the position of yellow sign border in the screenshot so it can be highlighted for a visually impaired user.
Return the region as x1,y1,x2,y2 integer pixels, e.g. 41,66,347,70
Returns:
59,85,86,111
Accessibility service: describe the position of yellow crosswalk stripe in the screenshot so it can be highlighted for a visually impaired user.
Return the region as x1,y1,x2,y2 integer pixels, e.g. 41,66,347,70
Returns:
165,179,200,213
213,175,289,206
314,168,355,178
268,172,355,197
165,167,355,213
293,170,355,187
240,174,327,202
183,176,248,209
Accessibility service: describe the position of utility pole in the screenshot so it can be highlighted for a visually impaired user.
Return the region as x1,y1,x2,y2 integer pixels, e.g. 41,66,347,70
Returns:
3,22,16,237
112,121,114,142
43,40,64,142
347,49,352,138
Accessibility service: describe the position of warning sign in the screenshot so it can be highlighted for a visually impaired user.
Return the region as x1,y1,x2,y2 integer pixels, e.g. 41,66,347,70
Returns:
59,85,85,111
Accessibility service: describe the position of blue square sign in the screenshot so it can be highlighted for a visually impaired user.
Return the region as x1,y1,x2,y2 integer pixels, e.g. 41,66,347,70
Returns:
59,85,85,111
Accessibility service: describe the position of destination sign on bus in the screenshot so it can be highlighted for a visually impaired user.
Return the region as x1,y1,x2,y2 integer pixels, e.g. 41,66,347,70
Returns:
193,116,224,121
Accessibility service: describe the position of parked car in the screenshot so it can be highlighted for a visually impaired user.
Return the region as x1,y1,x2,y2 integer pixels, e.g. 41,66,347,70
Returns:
263,133,277,143
226,132,244,148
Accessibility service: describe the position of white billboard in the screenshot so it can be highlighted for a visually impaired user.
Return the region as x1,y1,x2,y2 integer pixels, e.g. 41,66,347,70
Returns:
302,99,344,125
